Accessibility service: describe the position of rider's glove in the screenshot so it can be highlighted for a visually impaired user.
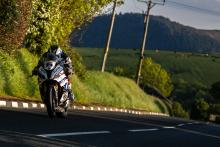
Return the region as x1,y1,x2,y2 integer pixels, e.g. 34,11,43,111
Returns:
66,68,73,75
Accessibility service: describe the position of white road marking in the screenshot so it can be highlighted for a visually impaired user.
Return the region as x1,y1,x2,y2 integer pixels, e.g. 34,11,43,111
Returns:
163,126,176,129
12,102,18,108
0,101,6,106
32,103,37,108
128,128,159,132
40,104,45,108
177,124,185,127
22,103,29,108
37,131,111,138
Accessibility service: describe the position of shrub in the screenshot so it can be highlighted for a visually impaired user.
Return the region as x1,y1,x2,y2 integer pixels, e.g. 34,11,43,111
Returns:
172,101,189,118
112,66,125,76
191,98,210,120
141,58,173,97
64,47,87,79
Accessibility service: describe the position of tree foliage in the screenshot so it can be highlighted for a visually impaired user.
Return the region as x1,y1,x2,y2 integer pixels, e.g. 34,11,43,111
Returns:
191,98,210,120
172,101,189,118
210,81,220,102
25,0,112,55
141,58,173,97
0,0,31,52
64,47,87,79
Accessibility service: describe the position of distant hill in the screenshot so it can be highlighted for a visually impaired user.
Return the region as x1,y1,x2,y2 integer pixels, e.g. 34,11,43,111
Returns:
70,13,220,53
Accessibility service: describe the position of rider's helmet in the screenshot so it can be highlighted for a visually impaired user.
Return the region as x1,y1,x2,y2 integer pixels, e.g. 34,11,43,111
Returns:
48,44,62,56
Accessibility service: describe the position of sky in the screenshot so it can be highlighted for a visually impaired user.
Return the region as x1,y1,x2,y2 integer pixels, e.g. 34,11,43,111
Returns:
113,0,220,30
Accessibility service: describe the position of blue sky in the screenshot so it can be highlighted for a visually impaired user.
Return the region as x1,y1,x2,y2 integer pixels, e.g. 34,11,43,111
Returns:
115,0,220,30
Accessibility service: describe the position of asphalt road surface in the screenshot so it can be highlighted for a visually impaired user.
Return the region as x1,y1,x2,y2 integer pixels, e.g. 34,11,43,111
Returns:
0,108,220,147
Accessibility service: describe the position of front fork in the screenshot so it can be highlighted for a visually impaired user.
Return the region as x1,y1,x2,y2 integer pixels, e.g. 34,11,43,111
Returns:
39,82,68,108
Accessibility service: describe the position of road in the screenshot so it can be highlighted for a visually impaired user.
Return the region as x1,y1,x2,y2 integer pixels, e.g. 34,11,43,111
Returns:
0,108,220,147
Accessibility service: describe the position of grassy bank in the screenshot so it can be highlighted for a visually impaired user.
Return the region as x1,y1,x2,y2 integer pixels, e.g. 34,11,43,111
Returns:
72,71,169,113
0,49,169,113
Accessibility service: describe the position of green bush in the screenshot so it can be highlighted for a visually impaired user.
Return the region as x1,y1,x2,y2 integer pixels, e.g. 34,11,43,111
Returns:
64,47,87,79
112,66,125,76
191,98,210,120
172,101,189,118
141,58,173,97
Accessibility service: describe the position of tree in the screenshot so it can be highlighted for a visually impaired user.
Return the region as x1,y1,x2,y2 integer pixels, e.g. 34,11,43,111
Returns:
191,98,209,120
0,0,31,52
210,81,220,103
141,58,173,97
25,0,112,55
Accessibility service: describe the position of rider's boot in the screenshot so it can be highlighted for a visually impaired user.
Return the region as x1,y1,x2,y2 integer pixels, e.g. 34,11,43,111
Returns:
68,90,74,101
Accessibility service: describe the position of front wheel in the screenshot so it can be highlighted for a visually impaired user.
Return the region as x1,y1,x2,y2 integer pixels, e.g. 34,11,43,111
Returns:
56,99,69,118
56,108,68,118
46,87,56,118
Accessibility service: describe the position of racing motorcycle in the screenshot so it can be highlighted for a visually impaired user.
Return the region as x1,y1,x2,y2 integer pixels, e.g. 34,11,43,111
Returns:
35,54,70,118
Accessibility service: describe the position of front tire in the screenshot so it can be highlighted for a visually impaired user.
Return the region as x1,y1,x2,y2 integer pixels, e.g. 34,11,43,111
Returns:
56,108,68,118
46,87,56,118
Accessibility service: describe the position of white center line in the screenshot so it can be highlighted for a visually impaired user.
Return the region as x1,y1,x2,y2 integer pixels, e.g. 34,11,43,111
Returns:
163,126,176,129
128,128,159,132
37,131,111,138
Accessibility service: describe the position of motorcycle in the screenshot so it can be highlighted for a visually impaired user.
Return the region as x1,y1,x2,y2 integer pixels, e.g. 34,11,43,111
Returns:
34,53,70,118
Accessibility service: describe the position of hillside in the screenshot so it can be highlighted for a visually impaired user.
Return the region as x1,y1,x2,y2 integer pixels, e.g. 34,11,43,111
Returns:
75,47,220,108
71,13,220,53
75,48,220,87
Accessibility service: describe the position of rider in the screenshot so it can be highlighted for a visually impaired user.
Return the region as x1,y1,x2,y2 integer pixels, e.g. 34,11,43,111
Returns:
32,44,74,101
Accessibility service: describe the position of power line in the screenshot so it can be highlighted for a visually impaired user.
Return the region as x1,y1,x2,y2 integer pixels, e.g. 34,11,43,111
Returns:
166,0,220,16
128,0,220,17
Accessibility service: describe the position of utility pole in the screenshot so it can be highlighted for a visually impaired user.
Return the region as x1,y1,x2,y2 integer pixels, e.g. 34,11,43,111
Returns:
136,0,165,85
101,0,118,72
